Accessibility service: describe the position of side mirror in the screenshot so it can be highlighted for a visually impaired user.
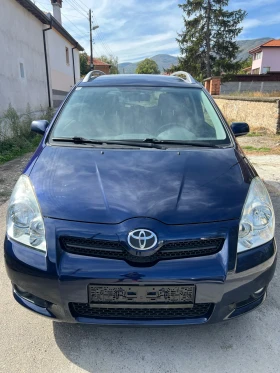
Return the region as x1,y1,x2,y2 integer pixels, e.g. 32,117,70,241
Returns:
31,120,49,135
230,122,250,137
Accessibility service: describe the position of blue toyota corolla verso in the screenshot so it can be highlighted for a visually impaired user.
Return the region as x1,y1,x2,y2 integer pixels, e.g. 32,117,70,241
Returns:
4,72,277,325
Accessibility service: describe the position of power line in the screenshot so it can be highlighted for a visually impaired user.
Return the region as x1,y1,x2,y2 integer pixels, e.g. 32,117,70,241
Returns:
37,0,115,59
61,13,88,38
91,12,114,55
66,0,87,14
94,32,113,56
95,37,111,56
75,0,89,12
61,13,87,19
64,0,88,18
92,46,100,58
92,20,113,54
93,42,105,57
70,0,89,13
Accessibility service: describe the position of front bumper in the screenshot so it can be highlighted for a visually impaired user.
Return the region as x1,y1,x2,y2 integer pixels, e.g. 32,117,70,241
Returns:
4,217,277,325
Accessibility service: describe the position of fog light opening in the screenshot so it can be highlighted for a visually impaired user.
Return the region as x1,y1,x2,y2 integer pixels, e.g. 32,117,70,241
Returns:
228,303,236,311
254,287,265,295
13,285,48,308
252,287,266,299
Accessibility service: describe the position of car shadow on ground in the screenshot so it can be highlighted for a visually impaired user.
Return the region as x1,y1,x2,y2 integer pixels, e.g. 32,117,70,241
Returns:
52,312,268,373
52,188,280,373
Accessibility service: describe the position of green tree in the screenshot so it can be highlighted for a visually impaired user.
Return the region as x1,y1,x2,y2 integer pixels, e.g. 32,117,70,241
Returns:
99,55,119,74
136,58,160,74
176,0,247,79
79,52,89,76
237,56,252,74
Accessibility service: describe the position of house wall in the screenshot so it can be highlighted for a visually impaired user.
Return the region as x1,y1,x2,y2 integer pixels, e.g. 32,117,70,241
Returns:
214,96,280,134
94,65,111,74
47,28,80,107
261,48,280,73
0,0,49,116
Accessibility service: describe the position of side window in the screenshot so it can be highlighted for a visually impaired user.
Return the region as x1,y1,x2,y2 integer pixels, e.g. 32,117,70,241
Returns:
200,99,215,127
200,92,226,139
65,47,70,65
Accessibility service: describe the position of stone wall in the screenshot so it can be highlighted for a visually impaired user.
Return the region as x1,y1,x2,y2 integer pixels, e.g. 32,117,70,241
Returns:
214,96,280,134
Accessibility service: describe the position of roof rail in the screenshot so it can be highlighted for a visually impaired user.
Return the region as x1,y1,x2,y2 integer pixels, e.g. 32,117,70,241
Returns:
171,71,197,84
83,70,106,82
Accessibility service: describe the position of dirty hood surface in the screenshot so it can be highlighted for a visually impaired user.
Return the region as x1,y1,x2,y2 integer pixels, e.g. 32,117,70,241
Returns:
29,145,249,224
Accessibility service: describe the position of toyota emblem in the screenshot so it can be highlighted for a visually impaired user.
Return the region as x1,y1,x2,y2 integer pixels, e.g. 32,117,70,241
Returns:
128,229,158,250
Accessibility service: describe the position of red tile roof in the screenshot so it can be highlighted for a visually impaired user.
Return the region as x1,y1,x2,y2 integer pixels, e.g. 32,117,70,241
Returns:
87,57,111,66
262,40,280,47
249,39,280,54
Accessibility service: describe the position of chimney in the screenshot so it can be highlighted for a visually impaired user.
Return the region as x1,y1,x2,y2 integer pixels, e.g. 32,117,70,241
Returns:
51,0,62,24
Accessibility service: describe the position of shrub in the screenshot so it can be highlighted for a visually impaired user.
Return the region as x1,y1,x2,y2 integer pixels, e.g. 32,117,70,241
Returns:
0,104,54,164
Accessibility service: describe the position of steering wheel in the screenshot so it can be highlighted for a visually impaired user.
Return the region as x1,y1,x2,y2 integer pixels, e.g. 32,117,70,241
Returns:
155,122,192,136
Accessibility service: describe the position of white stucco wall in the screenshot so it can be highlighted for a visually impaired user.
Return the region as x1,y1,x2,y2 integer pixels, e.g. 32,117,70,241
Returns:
0,0,49,116
47,28,81,95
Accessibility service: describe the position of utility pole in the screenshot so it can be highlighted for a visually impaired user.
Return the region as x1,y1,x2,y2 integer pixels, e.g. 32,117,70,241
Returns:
89,9,93,70
206,0,211,78
89,9,99,71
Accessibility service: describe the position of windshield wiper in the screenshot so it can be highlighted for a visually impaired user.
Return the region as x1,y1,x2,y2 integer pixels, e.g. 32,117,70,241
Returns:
107,139,165,149
52,137,104,144
51,137,165,149
142,138,220,148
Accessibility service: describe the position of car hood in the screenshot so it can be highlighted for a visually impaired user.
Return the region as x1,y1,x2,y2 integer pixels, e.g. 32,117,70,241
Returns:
29,145,250,225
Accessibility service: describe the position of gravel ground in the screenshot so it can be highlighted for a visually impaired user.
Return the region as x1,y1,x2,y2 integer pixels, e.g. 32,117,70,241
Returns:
249,155,280,195
237,135,280,155
0,153,33,205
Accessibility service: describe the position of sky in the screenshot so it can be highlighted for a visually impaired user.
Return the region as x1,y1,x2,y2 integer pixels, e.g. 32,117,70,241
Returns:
35,0,280,63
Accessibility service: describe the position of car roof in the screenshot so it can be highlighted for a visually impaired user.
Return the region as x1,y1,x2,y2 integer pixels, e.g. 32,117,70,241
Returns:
78,74,202,88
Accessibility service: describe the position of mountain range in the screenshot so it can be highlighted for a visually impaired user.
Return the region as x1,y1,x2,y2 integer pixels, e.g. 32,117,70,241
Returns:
118,54,178,74
118,37,273,74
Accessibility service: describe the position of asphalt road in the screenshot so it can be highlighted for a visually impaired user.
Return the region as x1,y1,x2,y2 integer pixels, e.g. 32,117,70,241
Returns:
0,161,280,373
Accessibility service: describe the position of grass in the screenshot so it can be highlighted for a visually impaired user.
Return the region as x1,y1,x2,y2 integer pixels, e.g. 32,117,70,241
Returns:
247,132,266,137
224,121,276,137
0,105,54,165
242,146,271,152
0,191,11,198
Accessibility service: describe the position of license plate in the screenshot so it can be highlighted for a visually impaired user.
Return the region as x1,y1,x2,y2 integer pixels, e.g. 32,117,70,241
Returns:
88,285,195,308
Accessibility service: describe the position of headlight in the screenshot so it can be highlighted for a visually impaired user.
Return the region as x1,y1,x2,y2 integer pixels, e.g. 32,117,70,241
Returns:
7,175,46,252
238,177,275,253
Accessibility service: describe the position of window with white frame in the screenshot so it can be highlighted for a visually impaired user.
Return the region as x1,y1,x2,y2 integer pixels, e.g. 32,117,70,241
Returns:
263,67,270,74
254,52,262,60
19,62,25,78
65,47,70,65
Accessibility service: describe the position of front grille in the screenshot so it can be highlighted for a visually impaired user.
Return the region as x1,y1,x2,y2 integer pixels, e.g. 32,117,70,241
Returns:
70,302,212,320
60,237,224,263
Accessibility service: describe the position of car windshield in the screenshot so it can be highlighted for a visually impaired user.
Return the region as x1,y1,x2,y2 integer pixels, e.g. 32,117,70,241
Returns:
51,86,230,145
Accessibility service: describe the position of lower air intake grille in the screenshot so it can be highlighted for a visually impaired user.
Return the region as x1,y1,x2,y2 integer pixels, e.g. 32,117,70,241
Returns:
70,303,212,320
60,237,224,263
